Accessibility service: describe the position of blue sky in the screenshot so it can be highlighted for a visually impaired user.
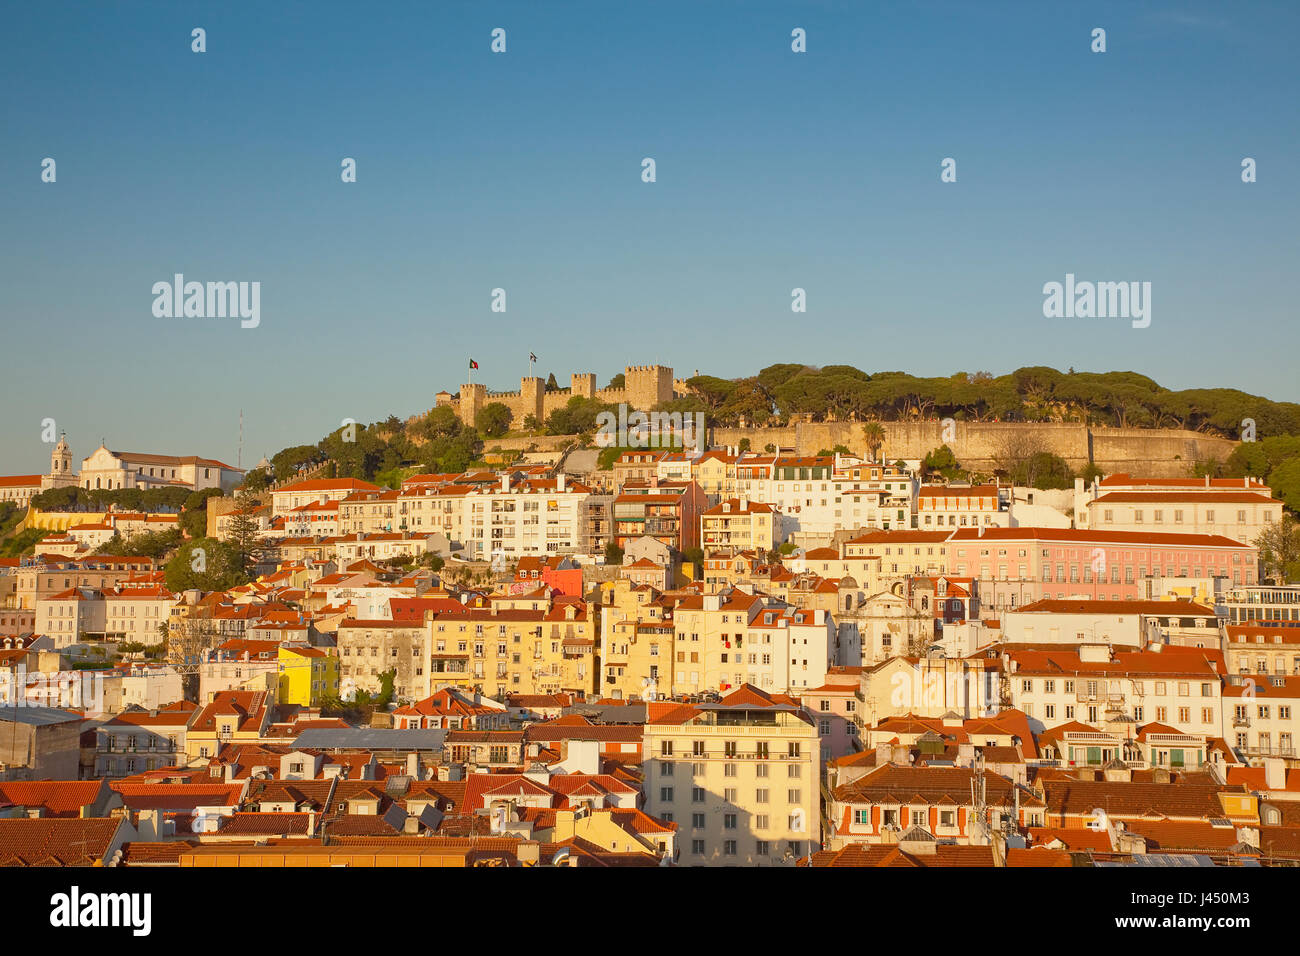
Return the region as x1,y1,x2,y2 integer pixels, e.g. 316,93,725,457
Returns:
1,0,1296,474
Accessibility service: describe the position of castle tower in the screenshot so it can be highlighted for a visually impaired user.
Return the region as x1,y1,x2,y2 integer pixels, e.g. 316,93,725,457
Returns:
625,365,674,409
571,373,596,400
458,383,487,428
520,377,545,424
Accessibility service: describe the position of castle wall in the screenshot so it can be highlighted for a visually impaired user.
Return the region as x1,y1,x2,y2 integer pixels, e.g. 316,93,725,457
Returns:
708,422,1238,479
439,366,678,428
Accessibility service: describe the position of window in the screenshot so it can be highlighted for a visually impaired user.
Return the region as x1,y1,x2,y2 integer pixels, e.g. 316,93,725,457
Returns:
659,787,673,802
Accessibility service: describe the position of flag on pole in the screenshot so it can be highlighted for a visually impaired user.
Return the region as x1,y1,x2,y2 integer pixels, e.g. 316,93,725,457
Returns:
469,359,479,370
529,352,537,363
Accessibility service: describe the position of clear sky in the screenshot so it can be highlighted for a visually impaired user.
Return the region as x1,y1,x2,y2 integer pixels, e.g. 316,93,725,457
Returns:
1,0,1296,475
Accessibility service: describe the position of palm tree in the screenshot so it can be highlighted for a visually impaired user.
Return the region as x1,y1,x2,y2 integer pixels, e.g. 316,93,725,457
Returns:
861,422,886,462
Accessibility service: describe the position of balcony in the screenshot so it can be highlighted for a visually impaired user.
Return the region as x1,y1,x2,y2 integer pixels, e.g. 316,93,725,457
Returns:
1241,746,1297,758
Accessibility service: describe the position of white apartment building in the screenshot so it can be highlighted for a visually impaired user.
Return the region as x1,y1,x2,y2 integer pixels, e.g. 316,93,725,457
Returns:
1002,644,1223,738
642,686,820,866
1224,624,1300,678
394,474,606,561
1087,491,1282,546
721,457,917,541
1223,673,1299,762
918,484,1010,529
1000,599,1219,649
102,584,178,645
270,478,382,517
36,587,108,647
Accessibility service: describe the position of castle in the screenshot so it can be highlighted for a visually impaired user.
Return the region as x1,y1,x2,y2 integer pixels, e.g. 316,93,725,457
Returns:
435,365,691,429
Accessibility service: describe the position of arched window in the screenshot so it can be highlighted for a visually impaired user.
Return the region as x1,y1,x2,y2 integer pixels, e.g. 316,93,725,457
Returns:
95,478,101,489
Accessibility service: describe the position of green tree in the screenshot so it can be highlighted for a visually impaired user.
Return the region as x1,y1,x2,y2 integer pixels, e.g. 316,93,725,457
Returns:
922,445,967,481
1269,458,1300,514
240,469,272,493
1078,462,1105,484
270,445,320,481
1255,518,1300,584
604,542,624,564
225,489,265,572
475,402,513,438
414,406,462,442
96,528,182,559
861,422,886,461
164,538,248,592
546,396,614,435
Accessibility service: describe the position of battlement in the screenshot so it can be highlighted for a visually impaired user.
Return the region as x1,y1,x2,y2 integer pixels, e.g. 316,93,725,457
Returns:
432,365,677,429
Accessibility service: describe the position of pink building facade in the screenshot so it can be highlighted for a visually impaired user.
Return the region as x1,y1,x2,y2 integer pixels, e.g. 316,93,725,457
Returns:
946,528,1257,614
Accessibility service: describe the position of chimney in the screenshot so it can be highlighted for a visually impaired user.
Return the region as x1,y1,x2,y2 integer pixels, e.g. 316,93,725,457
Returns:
406,751,421,780
137,808,162,841
1265,757,1286,790
557,473,566,492
500,474,510,493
